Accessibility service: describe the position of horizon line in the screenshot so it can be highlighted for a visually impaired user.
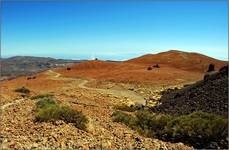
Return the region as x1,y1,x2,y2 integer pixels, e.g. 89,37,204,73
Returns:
1,49,228,61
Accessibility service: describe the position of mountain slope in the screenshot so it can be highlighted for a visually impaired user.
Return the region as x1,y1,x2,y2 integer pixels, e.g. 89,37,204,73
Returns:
56,50,226,85
153,65,228,116
126,50,227,72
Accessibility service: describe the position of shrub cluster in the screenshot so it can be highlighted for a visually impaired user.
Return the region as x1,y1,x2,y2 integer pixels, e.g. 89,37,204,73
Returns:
35,97,88,130
147,66,152,70
112,110,228,149
114,104,143,112
31,93,54,100
35,97,56,109
112,111,137,127
14,87,30,94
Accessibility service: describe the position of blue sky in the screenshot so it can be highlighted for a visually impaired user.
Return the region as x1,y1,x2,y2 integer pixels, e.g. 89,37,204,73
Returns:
1,0,228,60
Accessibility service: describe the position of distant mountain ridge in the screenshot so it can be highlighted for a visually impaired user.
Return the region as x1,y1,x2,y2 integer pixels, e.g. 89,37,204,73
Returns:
1,50,227,82
2,56,78,62
0,56,84,80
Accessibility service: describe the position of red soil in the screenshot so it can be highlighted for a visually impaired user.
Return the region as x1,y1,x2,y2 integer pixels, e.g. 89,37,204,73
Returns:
126,50,227,72
0,72,67,98
1,50,227,100
56,50,227,85
56,61,200,85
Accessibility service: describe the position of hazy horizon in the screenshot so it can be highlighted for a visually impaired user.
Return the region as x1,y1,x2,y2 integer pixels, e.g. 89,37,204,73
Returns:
1,49,228,61
1,1,228,61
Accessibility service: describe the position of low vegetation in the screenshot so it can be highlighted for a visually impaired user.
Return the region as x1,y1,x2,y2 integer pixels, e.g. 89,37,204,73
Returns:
147,66,152,70
14,87,30,94
35,97,56,109
31,93,54,100
112,110,228,149
34,96,88,130
114,104,143,112
112,111,137,127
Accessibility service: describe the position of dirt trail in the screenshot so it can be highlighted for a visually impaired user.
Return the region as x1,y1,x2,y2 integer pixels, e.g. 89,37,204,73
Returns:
46,70,62,79
1,69,145,112
47,70,146,105
0,70,194,150
0,70,61,112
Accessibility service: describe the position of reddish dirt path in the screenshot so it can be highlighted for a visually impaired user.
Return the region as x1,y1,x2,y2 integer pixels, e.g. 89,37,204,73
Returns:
0,69,193,150
48,70,146,105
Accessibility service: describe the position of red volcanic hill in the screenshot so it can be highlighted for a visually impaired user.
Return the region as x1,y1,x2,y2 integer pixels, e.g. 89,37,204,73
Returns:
126,50,227,72
68,60,119,70
56,50,227,85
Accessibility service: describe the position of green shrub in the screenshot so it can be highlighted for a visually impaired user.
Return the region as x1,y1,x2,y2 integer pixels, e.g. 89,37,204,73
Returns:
135,110,174,137
35,98,88,130
112,110,228,149
36,97,56,109
58,106,88,130
35,104,61,121
163,111,228,148
114,104,143,112
14,87,30,94
31,94,54,100
112,111,137,127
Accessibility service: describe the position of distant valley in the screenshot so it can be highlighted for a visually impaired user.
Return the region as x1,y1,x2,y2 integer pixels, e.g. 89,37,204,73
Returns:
0,56,84,81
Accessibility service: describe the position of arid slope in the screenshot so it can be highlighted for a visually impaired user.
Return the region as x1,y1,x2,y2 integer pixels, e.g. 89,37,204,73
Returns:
126,50,227,72
0,69,192,149
56,50,226,85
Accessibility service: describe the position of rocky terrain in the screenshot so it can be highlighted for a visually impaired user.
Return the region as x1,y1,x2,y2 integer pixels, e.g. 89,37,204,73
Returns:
153,65,228,116
0,69,192,149
0,56,83,81
0,50,227,149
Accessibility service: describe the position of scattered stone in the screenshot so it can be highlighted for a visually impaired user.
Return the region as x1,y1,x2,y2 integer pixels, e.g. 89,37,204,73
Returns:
153,65,228,116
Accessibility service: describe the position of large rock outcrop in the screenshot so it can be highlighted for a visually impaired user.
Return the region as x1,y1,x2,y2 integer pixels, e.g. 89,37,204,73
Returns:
153,65,228,116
